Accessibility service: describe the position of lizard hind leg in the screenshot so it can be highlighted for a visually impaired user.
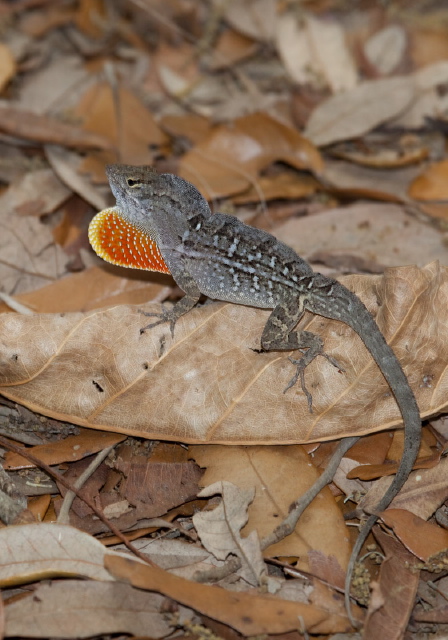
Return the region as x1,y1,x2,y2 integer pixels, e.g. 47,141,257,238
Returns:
261,303,344,409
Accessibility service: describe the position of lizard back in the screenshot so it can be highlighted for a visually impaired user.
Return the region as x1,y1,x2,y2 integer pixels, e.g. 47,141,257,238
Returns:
177,213,314,308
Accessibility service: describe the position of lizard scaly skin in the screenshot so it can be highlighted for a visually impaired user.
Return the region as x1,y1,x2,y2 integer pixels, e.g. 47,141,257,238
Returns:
89,164,421,621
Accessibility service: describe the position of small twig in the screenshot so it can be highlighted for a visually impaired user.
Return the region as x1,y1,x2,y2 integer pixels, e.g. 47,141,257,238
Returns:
57,443,116,525
0,435,155,567
261,436,360,550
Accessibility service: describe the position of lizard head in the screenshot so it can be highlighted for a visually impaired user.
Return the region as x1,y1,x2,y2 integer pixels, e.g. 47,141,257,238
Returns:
88,164,211,273
105,164,211,223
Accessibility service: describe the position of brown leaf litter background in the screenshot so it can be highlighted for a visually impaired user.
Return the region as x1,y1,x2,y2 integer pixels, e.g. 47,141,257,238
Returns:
1,1,448,639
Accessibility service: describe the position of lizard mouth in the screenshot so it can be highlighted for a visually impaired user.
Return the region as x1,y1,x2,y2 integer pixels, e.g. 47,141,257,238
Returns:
88,207,170,274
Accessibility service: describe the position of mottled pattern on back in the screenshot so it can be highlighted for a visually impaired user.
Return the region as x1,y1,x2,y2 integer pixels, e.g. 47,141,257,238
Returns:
177,213,314,308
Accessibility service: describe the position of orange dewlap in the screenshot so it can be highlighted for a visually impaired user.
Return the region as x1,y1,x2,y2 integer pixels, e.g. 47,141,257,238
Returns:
88,207,170,274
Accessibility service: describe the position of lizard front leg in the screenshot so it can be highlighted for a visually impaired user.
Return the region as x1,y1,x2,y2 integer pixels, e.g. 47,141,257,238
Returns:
261,298,344,408
140,272,202,337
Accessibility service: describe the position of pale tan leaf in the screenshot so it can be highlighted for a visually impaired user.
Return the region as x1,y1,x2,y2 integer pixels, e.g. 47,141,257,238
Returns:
4,580,172,639
0,264,444,444
0,523,122,586
390,61,448,128
193,481,266,586
304,76,415,146
276,13,358,92
364,25,407,75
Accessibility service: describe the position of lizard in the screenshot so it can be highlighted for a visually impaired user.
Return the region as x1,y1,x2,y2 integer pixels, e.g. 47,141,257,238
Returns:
88,163,421,621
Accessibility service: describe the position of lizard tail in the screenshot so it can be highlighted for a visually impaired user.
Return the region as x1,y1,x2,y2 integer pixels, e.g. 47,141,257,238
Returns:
305,275,421,625
343,296,420,625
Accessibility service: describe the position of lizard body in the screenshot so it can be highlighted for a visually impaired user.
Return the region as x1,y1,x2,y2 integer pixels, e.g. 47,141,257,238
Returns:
89,164,421,618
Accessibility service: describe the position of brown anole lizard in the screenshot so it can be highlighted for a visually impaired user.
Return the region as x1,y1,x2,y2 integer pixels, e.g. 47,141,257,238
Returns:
88,164,421,619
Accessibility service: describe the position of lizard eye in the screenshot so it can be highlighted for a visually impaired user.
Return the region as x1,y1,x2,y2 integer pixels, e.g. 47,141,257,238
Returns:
126,178,140,187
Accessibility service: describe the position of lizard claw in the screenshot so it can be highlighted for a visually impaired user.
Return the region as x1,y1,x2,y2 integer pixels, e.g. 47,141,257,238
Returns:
138,308,176,337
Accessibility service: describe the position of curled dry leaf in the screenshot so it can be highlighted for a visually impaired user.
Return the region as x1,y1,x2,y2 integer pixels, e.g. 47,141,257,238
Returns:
0,263,444,444
178,112,323,199
193,481,266,586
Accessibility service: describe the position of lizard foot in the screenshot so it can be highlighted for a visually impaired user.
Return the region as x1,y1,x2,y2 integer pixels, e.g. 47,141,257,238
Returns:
138,308,177,338
284,351,345,413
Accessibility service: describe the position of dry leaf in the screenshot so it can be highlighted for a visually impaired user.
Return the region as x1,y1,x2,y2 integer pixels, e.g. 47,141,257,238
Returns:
0,106,111,150
4,580,172,639
380,509,448,562
232,171,318,203
409,159,448,201
114,537,212,572
274,204,448,268
390,60,448,128
0,523,123,586
190,445,350,571
207,29,257,70
16,56,89,116
363,530,420,640
193,481,266,586
224,0,275,42
360,457,448,520
0,183,67,296
104,554,360,634
0,44,15,93
179,112,323,199
0,168,71,218
0,264,444,444
45,144,107,211
304,76,415,146
364,25,407,75
321,159,422,203
73,83,168,182
276,13,358,92
3,429,125,470
0,267,170,315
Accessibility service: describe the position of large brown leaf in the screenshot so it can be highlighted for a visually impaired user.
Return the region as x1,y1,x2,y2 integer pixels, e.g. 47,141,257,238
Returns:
0,263,444,444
